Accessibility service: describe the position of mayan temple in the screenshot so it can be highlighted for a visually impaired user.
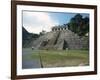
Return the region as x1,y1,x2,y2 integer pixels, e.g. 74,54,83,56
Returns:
32,25,89,50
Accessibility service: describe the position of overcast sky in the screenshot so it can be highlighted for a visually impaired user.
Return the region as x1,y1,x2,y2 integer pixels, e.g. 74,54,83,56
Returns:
22,11,89,34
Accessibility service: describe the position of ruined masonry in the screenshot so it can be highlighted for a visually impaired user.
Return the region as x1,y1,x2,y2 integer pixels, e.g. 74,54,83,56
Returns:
32,25,89,50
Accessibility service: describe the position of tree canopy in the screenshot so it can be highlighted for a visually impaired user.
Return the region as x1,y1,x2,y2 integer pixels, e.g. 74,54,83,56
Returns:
68,14,89,36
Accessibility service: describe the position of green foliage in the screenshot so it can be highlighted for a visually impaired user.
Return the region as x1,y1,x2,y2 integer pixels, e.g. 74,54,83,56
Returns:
68,14,89,36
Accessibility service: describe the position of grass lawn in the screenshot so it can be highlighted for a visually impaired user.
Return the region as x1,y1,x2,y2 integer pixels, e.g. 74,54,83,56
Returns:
30,50,89,68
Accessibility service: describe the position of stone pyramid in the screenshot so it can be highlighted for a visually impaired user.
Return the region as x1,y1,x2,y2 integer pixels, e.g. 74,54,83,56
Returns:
32,27,88,50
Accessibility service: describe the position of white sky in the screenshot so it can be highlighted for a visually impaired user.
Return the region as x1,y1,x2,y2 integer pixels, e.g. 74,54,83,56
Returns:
23,11,59,34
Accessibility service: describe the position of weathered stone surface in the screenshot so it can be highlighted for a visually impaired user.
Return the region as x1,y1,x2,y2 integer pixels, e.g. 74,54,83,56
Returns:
32,28,89,50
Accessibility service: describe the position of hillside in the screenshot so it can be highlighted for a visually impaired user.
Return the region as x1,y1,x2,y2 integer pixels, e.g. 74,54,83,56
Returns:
22,27,39,48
